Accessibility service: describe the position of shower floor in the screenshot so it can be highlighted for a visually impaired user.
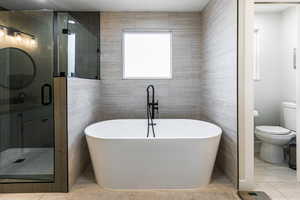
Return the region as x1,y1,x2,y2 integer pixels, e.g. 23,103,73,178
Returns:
0,148,54,182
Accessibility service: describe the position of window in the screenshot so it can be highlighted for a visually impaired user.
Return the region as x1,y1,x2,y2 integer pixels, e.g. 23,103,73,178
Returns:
123,31,172,79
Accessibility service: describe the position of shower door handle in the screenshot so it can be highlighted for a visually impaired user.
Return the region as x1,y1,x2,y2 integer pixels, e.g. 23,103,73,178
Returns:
41,84,52,105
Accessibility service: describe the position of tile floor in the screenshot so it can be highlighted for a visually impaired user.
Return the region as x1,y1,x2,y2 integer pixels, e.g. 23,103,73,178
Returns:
254,155,298,200
0,168,240,200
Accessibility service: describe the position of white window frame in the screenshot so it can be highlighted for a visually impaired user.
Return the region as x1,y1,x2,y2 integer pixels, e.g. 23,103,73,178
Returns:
122,30,173,80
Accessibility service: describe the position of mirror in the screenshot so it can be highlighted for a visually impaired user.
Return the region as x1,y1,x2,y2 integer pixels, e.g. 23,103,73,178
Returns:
0,47,36,90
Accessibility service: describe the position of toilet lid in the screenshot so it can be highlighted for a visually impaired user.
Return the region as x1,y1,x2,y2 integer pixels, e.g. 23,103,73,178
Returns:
256,126,291,135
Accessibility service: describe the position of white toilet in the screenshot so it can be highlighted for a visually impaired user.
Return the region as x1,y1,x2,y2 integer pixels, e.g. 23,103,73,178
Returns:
255,102,296,164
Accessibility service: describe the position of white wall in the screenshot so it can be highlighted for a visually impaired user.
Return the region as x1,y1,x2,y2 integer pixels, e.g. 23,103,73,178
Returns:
254,12,282,125
280,7,297,103
254,7,297,126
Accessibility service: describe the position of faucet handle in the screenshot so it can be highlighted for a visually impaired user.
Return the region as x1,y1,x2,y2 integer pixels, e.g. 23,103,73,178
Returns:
154,100,159,119
154,100,159,109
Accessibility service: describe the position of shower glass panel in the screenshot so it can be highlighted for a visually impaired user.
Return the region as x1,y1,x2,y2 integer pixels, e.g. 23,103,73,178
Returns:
57,12,100,79
0,11,54,183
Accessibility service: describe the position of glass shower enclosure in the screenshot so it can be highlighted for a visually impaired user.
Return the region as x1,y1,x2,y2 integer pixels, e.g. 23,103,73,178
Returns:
0,10,99,189
57,12,100,79
0,11,55,183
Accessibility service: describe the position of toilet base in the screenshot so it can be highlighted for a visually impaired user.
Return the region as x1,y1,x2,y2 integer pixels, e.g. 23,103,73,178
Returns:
260,142,284,164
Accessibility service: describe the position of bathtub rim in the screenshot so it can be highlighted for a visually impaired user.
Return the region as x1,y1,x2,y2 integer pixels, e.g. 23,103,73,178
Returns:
84,119,222,140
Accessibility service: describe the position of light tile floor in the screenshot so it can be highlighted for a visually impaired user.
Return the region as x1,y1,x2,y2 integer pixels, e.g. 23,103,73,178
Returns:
254,155,298,200
0,168,240,200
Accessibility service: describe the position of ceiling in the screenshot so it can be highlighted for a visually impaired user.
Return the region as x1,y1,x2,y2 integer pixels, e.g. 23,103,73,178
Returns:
0,0,211,11
255,4,295,13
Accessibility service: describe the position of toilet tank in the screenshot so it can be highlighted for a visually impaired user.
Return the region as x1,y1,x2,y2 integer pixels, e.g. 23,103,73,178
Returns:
281,102,296,131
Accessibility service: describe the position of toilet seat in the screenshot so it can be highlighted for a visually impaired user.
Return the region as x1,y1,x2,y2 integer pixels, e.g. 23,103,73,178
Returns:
256,126,291,135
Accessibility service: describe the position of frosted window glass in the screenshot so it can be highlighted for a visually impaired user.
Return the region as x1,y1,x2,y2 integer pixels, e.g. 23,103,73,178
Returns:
123,32,172,79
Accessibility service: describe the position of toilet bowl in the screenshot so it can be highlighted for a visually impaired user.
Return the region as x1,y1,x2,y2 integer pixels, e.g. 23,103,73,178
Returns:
255,102,297,164
255,126,295,163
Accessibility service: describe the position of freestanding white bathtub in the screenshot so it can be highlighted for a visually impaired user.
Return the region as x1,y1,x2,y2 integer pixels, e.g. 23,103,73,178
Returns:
85,119,222,190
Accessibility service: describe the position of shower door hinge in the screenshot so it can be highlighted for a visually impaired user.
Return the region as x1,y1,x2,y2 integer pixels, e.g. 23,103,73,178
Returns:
62,28,70,35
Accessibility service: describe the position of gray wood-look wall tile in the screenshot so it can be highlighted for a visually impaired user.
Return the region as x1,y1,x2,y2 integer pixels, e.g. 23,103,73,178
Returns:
67,78,101,189
100,12,202,121
200,0,238,185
